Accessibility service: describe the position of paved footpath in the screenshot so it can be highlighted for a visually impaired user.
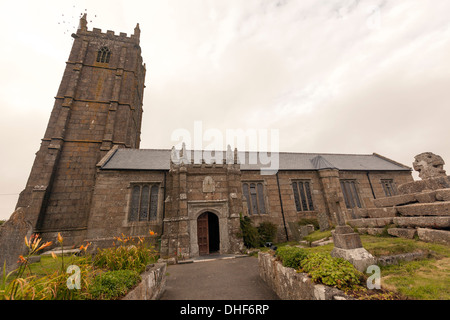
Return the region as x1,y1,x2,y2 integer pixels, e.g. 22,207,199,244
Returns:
160,255,279,300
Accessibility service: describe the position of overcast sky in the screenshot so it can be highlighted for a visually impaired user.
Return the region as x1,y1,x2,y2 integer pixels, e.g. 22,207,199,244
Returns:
1,0,450,220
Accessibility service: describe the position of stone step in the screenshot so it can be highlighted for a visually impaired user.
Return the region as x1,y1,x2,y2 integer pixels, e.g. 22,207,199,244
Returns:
355,227,385,236
436,188,450,201
414,190,437,203
417,228,450,245
353,207,397,218
346,217,393,229
373,194,416,208
393,216,450,229
396,201,450,216
367,207,397,218
387,228,417,239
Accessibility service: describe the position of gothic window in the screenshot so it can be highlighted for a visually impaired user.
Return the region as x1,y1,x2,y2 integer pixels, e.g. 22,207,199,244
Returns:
129,184,160,222
96,46,111,63
242,182,266,215
381,179,396,197
292,180,314,212
340,180,362,209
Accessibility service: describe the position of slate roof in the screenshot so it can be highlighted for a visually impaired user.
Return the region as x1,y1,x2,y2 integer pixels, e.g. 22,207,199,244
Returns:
99,148,411,172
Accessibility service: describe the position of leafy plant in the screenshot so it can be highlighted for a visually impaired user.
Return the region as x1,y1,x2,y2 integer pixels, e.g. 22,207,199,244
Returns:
275,246,363,291
276,246,309,269
89,269,140,300
239,215,279,248
239,216,260,248
257,222,277,245
93,231,158,273
298,218,320,230
299,253,363,291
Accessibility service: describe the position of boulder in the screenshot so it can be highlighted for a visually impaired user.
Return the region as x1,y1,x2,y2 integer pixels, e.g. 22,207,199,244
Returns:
412,152,446,180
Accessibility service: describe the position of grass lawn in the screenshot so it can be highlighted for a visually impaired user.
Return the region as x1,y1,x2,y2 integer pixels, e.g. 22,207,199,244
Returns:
276,230,450,300
26,255,87,276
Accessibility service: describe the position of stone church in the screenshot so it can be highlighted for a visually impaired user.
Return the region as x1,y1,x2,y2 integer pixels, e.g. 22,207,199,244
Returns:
0,16,413,269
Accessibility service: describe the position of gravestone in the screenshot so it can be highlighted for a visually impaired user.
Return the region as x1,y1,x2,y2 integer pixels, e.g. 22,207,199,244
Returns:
330,206,375,272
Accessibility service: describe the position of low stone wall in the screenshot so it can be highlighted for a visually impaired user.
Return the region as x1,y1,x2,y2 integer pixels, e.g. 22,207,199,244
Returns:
122,263,166,300
258,252,353,300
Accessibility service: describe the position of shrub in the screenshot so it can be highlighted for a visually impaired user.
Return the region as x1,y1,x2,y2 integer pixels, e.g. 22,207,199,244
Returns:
275,246,363,291
239,216,260,248
298,218,320,230
257,222,277,245
299,253,363,291
90,269,140,300
239,216,279,248
276,246,309,269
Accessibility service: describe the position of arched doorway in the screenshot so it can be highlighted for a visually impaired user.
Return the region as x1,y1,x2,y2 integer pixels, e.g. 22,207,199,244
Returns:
197,211,220,255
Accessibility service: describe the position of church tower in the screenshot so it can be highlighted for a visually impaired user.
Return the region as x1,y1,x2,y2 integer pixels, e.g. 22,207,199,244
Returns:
14,14,146,246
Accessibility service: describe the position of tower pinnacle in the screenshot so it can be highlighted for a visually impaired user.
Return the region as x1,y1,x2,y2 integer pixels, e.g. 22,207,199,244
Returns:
79,13,87,31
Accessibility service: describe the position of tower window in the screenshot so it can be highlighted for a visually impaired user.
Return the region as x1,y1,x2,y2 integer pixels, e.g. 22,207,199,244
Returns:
96,46,111,63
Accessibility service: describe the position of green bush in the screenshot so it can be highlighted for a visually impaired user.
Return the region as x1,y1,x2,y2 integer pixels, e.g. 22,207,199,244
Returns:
257,222,277,245
300,253,363,291
276,246,309,269
275,246,363,291
239,216,279,248
298,218,320,230
239,216,261,248
90,270,140,300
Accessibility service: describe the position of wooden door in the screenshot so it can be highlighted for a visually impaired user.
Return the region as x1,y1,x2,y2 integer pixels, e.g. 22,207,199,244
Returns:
197,212,209,255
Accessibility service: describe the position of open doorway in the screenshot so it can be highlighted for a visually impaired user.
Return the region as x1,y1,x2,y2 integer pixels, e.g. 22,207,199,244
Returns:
197,212,220,255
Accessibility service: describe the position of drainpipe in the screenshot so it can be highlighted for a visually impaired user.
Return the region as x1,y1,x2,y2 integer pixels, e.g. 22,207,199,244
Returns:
276,171,289,241
160,171,167,251
366,171,376,199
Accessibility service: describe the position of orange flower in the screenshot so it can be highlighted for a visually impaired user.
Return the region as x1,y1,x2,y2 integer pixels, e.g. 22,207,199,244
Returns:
39,241,52,251
17,255,27,264
57,232,63,244
51,252,57,259
149,230,156,236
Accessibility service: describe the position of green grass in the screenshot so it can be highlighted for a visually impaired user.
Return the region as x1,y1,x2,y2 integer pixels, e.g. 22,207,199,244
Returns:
27,255,86,276
303,230,332,244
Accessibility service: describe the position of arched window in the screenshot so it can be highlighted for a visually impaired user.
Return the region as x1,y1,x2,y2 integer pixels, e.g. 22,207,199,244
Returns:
96,46,111,63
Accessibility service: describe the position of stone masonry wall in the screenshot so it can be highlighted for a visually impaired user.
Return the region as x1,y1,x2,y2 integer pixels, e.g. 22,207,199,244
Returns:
240,170,412,242
86,169,165,251
258,252,352,300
